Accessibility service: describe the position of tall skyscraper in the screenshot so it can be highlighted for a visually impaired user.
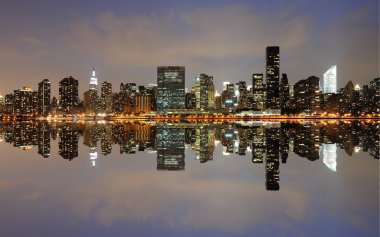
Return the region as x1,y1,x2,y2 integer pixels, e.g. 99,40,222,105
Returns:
101,81,113,113
323,65,337,94
293,76,320,114
279,74,289,114
266,46,280,111
89,69,98,112
38,79,51,116
252,73,265,111
194,74,215,110
59,76,79,114
157,66,185,112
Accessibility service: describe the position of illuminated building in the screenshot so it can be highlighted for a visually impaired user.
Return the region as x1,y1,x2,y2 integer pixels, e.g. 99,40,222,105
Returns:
13,87,38,115
157,126,185,170
185,91,196,109
252,127,265,163
101,81,113,113
323,65,337,94
293,76,321,115
266,46,280,112
59,76,79,114
194,74,215,110
252,73,265,111
4,94,14,114
38,79,51,116
279,74,289,114
157,66,185,113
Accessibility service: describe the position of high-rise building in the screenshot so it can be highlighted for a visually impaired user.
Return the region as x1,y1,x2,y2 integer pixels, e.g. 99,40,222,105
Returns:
157,66,185,112
194,74,215,110
59,76,79,114
4,94,14,114
279,74,289,114
265,127,280,191
101,81,113,113
266,46,280,111
252,73,266,111
293,76,320,115
89,69,98,112
13,87,38,115
323,65,337,94
38,79,51,116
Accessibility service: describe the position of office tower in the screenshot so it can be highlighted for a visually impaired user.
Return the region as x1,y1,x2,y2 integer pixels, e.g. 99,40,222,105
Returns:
157,126,185,170
293,76,321,115
38,79,51,116
134,94,151,114
237,81,247,109
88,69,98,112
125,83,137,112
323,65,337,94
0,95,4,113
145,84,157,111
279,74,289,114
221,82,235,112
157,66,185,112
252,74,266,111
194,74,215,110
266,46,280,111
101,81,112,113
13,87,38,115
59,76,79,114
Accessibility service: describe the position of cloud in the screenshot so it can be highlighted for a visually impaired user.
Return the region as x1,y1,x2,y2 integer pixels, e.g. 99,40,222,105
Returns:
65,170,308,233
20,36,44,46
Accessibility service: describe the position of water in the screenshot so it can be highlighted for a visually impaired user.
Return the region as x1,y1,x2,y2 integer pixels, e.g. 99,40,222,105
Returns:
0,121,378,237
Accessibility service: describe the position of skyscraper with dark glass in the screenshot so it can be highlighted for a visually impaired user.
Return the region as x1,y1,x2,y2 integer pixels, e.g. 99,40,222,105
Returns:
38,79,51,116
59,76,79,114
266,46,280,112
252,73,265,111
157,66,185,113
156,126,185,170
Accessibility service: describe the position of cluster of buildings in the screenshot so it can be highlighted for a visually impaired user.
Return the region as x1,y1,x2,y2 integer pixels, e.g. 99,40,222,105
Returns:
0,46,379,117
1,121,378,190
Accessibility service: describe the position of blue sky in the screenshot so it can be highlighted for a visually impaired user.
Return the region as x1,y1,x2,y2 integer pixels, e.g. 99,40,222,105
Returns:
0,0,378,96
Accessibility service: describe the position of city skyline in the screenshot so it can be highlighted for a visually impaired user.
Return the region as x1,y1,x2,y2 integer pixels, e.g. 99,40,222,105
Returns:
0,1,378,96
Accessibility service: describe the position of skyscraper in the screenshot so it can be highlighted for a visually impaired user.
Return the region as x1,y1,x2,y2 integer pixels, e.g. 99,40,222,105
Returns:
59,76,79,114
38,79,51,116
157,66,185,112
101,81,113,113
266,46,280,112
89,69,98,112
13,87,38,115
279,74,289,114
194,74,215,110
323,65,337,94
156,126,185,170
252,73,265,111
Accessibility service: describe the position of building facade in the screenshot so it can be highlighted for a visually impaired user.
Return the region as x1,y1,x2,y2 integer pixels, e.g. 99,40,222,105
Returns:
157,66,185,113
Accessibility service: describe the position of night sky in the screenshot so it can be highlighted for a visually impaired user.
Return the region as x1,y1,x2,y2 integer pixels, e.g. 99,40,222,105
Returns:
0,0,378,96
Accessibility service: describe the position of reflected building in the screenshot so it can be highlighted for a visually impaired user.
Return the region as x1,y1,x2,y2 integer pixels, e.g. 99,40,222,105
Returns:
194,126,215,163
157,126,185,170
321,143,337,172
37,122,51,158
59,123,79,160
252,126,266,163
265,127,280,191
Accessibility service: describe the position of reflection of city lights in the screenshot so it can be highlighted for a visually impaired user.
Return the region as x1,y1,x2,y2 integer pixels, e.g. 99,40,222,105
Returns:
322,144,337,172
354,146,361,153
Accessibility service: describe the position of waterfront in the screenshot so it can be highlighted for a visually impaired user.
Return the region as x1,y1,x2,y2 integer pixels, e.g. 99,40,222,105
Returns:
0,121,378,236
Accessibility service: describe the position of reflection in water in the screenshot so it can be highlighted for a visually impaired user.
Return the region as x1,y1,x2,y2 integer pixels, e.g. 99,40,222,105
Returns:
0,120,379,190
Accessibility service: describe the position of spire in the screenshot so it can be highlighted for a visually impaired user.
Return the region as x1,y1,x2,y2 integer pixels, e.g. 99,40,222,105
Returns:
90,67,98,88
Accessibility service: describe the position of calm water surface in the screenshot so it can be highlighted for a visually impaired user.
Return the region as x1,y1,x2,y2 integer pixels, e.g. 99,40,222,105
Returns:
0,121,378,237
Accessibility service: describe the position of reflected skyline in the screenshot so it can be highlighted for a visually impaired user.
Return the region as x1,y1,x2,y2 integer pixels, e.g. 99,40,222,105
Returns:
1,120,378,191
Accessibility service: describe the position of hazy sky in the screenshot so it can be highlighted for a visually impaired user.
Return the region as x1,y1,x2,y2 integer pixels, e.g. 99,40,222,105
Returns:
0,0,378,97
